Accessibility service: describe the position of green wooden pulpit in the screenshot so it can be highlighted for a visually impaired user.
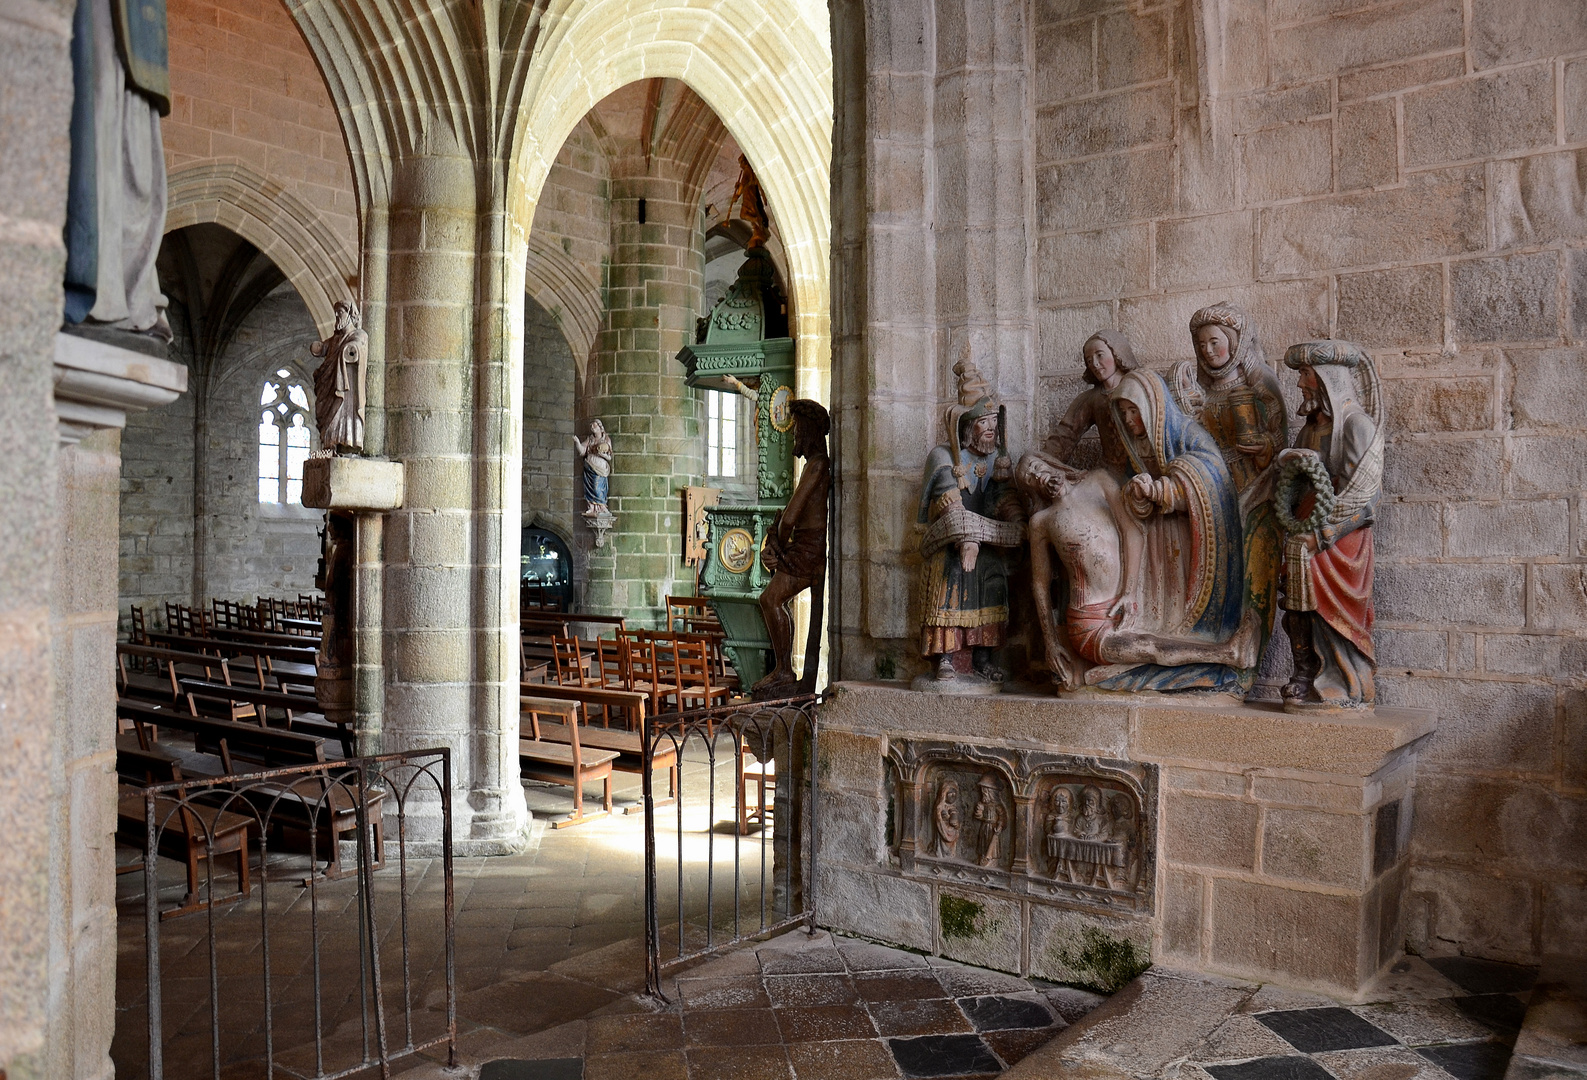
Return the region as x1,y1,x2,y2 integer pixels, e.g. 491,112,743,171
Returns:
676,247,795,688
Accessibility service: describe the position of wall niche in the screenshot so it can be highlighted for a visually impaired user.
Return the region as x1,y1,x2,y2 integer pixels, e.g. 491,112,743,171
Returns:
889,740,1156,916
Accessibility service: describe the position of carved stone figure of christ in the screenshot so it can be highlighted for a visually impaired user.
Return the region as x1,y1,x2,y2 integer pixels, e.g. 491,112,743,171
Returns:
753,401,831,698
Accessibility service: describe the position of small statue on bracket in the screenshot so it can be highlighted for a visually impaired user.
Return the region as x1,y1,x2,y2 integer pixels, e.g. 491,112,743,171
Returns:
753,400,831,700
725,154,772,249
573,419,617,547
1274,341,1384,711
310,300,368,453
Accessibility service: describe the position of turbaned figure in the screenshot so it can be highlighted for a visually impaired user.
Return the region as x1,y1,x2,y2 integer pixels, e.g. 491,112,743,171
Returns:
1274,341,1385,710
916,360,1025,689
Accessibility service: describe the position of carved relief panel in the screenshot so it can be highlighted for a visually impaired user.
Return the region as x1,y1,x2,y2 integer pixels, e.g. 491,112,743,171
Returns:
888,740,1156,915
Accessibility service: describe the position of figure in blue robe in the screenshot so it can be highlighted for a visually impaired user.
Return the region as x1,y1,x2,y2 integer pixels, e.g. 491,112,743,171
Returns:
1088,371,1254,693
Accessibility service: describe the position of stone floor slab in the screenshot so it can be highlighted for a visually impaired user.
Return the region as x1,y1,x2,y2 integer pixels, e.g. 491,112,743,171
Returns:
1255,1006,1401,1053
888,1033,1002,1078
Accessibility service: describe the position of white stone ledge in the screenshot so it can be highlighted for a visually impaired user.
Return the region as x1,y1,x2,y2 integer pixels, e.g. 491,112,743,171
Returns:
301,456,405,511
53,332,188,445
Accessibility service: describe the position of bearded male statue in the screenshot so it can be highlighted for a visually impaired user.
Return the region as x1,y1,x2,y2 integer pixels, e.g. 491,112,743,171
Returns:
310,301,368,453
1275,342,1385,710
915,360,1025,689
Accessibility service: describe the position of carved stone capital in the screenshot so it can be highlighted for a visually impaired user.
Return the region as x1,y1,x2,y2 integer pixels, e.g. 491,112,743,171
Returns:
52,331,187,445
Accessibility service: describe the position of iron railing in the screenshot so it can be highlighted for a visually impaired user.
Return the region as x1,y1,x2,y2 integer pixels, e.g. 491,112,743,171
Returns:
125,748,456,1080
642,694,821,996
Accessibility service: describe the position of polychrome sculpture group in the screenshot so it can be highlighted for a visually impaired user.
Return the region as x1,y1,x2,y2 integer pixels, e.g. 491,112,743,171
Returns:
917,303,1384,711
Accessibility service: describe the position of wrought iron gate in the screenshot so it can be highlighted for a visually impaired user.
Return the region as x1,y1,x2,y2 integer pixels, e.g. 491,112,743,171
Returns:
642,695,821,996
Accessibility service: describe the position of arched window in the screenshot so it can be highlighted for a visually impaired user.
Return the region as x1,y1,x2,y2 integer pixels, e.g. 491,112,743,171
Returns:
259,369,312,504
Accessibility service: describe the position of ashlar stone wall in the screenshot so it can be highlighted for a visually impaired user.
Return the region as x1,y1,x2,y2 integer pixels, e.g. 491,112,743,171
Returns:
522,296,580,578
837,0,1587,963
163,0,358,260
119,288,324,622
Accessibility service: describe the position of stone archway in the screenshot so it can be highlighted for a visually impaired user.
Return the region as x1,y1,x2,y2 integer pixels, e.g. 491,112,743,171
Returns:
165,162,357,337
505,0,834,403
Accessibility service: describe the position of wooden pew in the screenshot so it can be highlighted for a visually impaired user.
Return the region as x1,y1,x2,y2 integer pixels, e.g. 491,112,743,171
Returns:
117,700,381,880
116,746,254,919
116,643,235,705
179,678,355,757
519,696,618,828
212,626,322,650
145,630,318,692
521,611,627,634
519,681,648,731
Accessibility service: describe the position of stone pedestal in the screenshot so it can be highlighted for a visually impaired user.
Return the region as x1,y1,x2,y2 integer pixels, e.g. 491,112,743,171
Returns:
815,682,1436,999
300,455,404,511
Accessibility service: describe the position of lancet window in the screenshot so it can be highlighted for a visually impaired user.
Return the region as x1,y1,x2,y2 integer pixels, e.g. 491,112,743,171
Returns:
258,369,312,505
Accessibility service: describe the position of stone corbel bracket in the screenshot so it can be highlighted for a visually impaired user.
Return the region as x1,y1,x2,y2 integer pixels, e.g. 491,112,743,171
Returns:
53,332,188,445
585,506,616,548
301,455,404,511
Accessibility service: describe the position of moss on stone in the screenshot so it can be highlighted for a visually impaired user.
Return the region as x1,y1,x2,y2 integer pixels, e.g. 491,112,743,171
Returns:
1053,926,1150,993
939,894,984,940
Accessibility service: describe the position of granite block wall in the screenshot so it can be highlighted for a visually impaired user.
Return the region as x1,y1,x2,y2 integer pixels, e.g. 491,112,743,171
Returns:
522,295,581,589
162,0,358,260
118,288,323,624
835,0,1587,962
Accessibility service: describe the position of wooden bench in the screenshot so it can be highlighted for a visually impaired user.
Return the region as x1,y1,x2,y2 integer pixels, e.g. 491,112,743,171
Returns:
521,611,627,634
212,626,322,650
179,678,355,757
116,643,236,706
518,681,648,732
118,700,381,880
146,631,318,692
520,702,677,815
116,747,254,920
519,696,619,828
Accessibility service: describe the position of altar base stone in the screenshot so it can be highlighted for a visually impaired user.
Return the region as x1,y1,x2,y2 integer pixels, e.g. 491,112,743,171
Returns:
814,682,1435,999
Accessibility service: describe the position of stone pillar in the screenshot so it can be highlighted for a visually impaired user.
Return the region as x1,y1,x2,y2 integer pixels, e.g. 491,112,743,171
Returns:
582,168,706,622
2,6,98,1077
45,432,123,1080
379,151,529,851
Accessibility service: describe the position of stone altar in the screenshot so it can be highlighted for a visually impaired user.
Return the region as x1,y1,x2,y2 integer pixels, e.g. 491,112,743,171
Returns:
815,682,1435,999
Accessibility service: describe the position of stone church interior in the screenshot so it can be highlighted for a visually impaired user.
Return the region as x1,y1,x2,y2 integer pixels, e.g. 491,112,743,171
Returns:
3,0,1585,1078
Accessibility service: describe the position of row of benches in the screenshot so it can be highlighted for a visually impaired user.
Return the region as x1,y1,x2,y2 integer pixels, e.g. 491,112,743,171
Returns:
116,699,381,918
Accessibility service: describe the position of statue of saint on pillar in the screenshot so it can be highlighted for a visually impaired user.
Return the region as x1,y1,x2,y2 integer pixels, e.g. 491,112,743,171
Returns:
63,0,174,342
574,420,617,547
310,301,368,453
752,400,831,699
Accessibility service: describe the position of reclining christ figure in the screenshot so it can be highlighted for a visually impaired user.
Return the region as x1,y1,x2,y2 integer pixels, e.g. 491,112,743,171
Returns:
1017,369,1258,693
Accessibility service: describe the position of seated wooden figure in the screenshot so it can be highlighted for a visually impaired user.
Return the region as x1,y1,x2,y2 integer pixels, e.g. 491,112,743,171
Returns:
1274,341,1384,711
752,399,831,699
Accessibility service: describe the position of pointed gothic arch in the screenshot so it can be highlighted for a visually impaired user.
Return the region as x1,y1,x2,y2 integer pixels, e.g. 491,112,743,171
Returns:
165,162,357,337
